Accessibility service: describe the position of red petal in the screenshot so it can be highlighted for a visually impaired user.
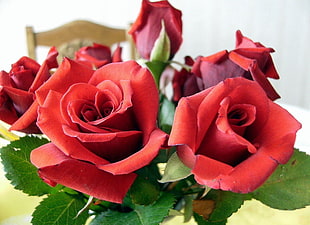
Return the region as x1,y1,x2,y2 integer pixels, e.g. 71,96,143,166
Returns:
2,86,34,114
35,59,94,106
253,101,301,164
192,154,233,182
249,62,280,100
99,129,167,174
89,61,159,143
31,143,136,203
37,90,109,165
10,100,41,133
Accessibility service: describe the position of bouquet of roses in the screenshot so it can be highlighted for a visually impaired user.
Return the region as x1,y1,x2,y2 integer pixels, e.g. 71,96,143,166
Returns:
0,0,309,224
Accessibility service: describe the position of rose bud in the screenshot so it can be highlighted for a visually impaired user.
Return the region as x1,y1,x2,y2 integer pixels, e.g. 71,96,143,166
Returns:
74,43,122,69
0,47,58,133
172,56,202,102
128,0,182,60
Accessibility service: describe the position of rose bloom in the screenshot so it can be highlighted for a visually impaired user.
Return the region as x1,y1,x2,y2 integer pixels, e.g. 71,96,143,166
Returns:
128,0,182,60
172,56,202,102
191,30,280,101
168,77,301,193
30,59,167,203
74,43,122,69
0,47,58,133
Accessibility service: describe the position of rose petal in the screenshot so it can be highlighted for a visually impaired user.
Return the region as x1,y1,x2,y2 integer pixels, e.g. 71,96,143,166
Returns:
63,124,143,162
37,90,109,165
63,82,136,132
35,59,94,106
202,149,278,193
89,61,159,143
253,101,302,164
2,86,34,114
10,100,41,133
29,47,58,92
31,143,136,203
249,61,280,100
192,154,233,182
0,70,13,86
176,144,196,169
99,128,167,174
168,98,198,150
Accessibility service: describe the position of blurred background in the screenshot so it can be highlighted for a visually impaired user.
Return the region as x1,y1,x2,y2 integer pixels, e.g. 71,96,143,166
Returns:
0,0,309,224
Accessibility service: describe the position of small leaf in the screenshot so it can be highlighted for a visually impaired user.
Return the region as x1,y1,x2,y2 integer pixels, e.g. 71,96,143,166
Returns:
252,149,310,210
150,20,171,62
159,152,191,183
31,192,89,225
183,195,194,222
90,192,175,225
129,175,160,205
205,190,248,222
0,135,53,196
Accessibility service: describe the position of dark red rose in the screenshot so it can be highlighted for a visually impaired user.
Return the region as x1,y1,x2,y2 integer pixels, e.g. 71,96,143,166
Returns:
30,59,167,203
168,77,301,193
0,47,58,133
191,30,280,101
74,43,122,69
128,0,182,60
172,56,202,102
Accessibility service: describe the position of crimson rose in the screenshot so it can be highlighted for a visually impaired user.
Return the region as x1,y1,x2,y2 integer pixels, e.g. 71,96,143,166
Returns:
74,43,122,69
172,56,202,102
0,47,58,133
191,30,280,101
30,59,167,203
168,77,301,193
128,0,182,60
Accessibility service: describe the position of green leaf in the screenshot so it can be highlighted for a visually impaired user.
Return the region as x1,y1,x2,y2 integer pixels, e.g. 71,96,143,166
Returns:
159,152,191,183
193,213,227,225
129,175,160,205
90,192,175,225
251,149,310,210
159,95,175,134
0,135,53,196
183,195,194,222
205,190,248,221
150,20,171,62
31,192,89,225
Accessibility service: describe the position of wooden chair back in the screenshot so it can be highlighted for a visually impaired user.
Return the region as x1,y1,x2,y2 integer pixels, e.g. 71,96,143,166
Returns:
26,20,136,60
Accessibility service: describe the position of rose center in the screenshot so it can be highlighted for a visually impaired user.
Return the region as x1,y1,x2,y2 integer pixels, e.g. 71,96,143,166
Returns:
227,104,256,136
81,103,100,122
228,109,247,126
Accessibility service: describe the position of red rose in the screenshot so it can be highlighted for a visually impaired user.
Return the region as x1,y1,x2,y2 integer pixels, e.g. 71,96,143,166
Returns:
172,56,202,102
168,77,301,193
0,47,58,133
192,30,280,100
30,59,167,203
74,43,122,69
128,0,182,60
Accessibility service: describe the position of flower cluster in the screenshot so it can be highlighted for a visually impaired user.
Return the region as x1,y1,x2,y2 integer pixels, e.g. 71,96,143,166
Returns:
0,1,307,225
